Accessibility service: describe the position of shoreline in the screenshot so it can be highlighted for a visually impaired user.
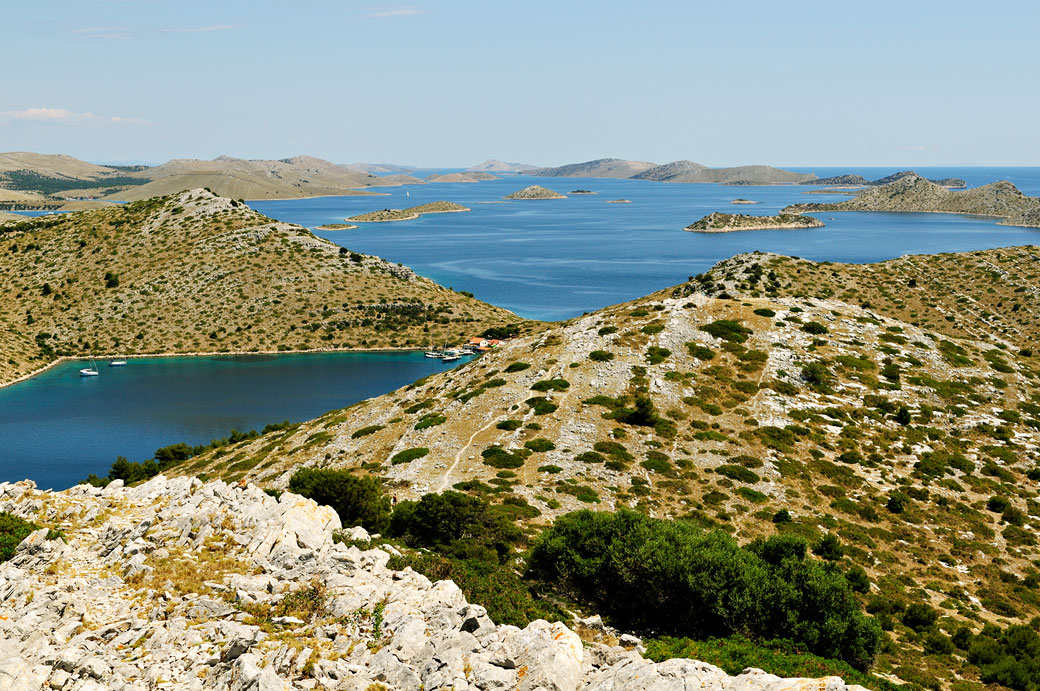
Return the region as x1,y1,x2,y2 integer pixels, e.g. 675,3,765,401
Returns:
0,345,436,390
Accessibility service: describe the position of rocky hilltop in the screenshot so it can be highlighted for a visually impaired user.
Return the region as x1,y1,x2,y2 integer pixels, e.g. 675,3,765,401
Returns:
685,212,824,232
0,190,513,385
784,174,1040,227
803,171,966,188
504,185,567,200
170,252,1040,688
0,474,878,691
529,158,815,184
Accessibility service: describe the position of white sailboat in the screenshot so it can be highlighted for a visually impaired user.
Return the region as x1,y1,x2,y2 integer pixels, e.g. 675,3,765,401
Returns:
109,358,127,367
423,338,442,358
80,357,100,377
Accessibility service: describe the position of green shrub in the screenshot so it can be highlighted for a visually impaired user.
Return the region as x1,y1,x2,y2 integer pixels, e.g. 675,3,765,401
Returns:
0,512,43,562
351,424,384,439
528,510,882,670
504,361,531,373
289,468,390,533
415,413,447,430
538,464,563,473
576,451,605,464
388,491,523,564
686,343,716,360
481,446,526,469
646,346,671,364
699,320,752,343
525,397,558,415
496,419,523,431
589,350,614,362
801,321,829,335
901,603,938,632
524,438,556,452
391,447,429,465
641,323,666,335
753,308,776,318
531,378,569,392
715,464,760,484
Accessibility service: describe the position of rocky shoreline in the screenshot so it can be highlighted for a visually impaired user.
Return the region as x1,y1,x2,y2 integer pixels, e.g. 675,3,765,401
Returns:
0,475,870,691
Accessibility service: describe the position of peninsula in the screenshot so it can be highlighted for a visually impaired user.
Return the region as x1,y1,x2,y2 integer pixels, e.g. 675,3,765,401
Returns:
347,201,471,222
314,223,358,230
504,184,566,200
0,190,512,386
466,159,539,172
783,174,1040,228
685,211,824,232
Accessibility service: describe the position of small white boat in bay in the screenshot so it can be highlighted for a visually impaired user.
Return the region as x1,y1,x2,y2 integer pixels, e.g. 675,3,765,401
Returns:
109,359,127,367
80,358,100,377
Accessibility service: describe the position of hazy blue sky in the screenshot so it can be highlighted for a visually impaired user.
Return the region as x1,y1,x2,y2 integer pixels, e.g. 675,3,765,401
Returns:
2,1,1037,167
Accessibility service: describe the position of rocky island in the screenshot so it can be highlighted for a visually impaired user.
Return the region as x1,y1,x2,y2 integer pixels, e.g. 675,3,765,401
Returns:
503,184,566,200
570,189,597,195
784,174,1040,227
347,201,471,222
314,223,358,230
530,158,817,184
685,211,825,232
730,198,759,204
802,170,967,188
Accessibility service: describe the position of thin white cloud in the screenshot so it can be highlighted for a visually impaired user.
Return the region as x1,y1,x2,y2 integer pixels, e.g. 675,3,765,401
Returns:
162,25,236,33
366,7,425,18
0,108,150,126
899,145,927,152
70,26,135,40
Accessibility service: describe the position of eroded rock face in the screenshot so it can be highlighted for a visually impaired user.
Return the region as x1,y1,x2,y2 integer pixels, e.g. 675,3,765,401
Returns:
0,476,870,691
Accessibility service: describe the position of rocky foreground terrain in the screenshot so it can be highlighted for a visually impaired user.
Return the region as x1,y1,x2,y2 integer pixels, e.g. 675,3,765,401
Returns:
0,475,871,691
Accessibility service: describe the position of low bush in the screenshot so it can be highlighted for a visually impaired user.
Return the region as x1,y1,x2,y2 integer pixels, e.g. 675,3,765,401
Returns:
391,447,429,465
528,511,882,670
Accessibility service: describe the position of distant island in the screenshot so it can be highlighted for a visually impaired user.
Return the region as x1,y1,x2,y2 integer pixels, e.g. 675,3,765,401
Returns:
529,158,816,185
504,185,566,200
426,172,498,183
802,170,966,189
783,174,1040,228
348,201,471,222
0,152,428,207
685,212,825,233
466,159,540,173
731,198,759,204
570,189,597,195
315,223,358,230
605,199,632,203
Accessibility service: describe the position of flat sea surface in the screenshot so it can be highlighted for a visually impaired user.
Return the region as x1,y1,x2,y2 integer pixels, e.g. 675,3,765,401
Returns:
0,352,465,490
5,166,1039,488
254,167,1040,321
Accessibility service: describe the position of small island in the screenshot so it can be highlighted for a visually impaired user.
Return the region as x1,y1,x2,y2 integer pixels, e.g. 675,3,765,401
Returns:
570,189,597,195
730,199,759,205
504,185,566,200
426,172,498,183
605,199,632,203
684,212,825,233
315,223,358,230
347,201,471,222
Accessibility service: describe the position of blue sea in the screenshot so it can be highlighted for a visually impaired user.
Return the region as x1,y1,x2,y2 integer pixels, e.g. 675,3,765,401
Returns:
253,167,1040,321
4,166,1039,488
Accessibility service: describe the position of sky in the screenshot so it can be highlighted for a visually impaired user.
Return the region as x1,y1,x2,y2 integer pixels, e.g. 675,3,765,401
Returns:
2,0,1038,168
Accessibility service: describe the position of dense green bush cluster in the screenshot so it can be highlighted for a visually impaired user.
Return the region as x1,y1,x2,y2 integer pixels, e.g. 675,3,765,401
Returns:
0,512,43,562
527,509,882,670
288,468,390,533
388,490,522,564
966,623,1040,691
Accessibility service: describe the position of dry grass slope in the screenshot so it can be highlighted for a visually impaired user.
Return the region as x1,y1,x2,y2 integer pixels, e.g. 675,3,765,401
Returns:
0,189,518,385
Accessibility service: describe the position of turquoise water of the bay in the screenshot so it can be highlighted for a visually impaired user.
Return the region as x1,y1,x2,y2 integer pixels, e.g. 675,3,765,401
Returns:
0,352,466,490
4,166,1039,488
